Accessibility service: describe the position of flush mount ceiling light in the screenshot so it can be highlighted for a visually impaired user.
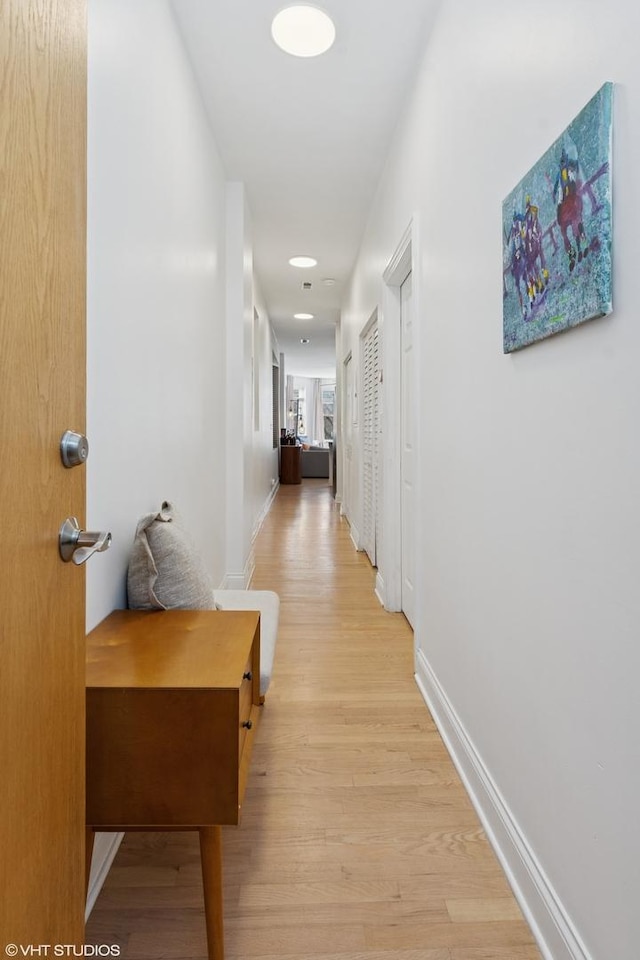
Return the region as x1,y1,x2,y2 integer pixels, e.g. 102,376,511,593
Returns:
271,5,336,58
294,313,314,320
289,255,317,268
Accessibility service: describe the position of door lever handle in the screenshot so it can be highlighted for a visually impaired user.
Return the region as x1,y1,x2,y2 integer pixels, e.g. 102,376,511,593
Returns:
59,517,112,565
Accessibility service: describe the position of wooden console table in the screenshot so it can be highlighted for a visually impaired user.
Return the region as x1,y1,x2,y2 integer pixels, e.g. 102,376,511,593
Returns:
85,608,261,960
279,443,301,484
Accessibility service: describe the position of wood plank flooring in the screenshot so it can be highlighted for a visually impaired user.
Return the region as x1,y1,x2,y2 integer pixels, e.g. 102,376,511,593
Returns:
86,480,542,960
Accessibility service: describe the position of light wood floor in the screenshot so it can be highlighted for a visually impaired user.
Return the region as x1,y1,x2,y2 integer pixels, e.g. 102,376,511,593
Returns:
86,480,542,960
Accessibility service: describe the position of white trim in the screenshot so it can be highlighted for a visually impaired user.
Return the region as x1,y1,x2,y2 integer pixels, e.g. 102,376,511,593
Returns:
379,217,417,613
349,522,361,552
340,350,354,523
225,466,282,591
374,571,386,607
360,307,379,340
383,221,413,284
85,832,124,920
245,549,256,586
415,648,593,960
222,571,249,589
252,478,279,543
222,548,255,589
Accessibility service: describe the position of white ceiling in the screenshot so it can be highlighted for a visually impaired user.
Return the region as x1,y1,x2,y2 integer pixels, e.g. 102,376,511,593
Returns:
171,0,438,377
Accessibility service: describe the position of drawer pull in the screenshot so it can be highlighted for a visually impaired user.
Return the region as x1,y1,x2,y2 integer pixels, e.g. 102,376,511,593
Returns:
242,720,253,730
243,671,252,681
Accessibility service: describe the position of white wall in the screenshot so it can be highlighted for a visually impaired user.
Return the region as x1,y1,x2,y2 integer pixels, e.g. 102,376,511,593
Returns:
225,183,252,586
225,185,280,585
251,280,280,539
86,0,232,907
341,3,639,958
85,0,280,907
86,0,228,628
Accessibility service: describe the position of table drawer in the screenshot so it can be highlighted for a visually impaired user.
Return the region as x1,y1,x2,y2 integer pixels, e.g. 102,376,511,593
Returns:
86,609,261,829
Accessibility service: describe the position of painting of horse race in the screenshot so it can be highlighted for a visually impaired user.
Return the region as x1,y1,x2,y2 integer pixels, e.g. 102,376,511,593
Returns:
502,83,613,353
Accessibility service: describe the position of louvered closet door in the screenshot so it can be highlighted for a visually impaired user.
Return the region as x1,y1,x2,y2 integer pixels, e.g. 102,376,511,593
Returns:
361,322,379,565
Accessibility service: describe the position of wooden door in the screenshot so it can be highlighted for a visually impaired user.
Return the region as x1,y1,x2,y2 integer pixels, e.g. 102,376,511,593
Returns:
0,0,87,944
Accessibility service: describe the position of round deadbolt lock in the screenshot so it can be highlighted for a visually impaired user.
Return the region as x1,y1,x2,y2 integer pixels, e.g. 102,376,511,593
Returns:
60,430,89,468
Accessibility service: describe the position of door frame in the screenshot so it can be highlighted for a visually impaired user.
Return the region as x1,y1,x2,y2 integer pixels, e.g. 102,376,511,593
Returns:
379,216,421,619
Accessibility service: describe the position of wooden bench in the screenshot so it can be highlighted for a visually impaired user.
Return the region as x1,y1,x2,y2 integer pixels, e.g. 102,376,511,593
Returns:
86,608,262,960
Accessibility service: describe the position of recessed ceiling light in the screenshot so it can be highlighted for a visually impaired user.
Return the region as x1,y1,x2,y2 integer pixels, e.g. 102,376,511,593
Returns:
289,256,317,268
300,338,310,344
321,277,336,286
294,313,314,320
271,6,336,58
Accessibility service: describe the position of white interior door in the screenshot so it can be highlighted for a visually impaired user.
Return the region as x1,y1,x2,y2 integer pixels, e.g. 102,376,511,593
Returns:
361,321,379,565
400,272,415,626
342,353,353,518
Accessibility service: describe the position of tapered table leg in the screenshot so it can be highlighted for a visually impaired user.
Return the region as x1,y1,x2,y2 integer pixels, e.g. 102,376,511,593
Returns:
199,826,224,960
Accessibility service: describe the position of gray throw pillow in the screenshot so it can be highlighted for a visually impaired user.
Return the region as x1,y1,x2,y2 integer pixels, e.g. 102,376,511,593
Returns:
127,501,216,611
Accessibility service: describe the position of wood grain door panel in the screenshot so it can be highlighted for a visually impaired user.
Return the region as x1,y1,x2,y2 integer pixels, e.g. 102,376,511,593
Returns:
0,0,87,943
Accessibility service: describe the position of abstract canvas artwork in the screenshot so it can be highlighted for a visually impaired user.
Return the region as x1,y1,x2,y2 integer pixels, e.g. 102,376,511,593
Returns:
502,83,613,353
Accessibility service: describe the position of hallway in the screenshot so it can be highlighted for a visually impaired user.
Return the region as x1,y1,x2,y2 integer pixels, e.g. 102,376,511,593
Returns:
86,481,541,959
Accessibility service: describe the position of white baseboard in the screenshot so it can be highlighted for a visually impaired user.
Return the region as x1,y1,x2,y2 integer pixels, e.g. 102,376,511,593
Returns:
244,550,255,587
253,480,279,543
222,549,255,590
374,572,385,607
221,538,260,590
85,831,124,920
338,504,360,551
414,648,592,960
349,522,360,551
220,483,278,589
